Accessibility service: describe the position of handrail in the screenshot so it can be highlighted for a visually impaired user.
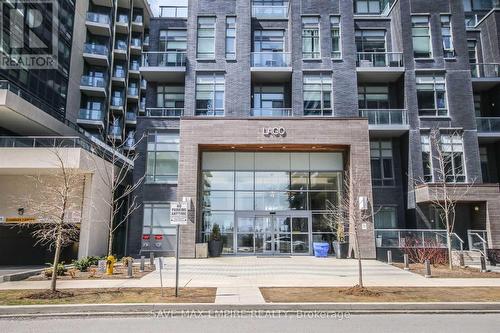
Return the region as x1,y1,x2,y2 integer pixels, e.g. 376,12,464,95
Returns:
374,228,463,250
451,232,464,252
146,108,184,118
468,230,488,258
476,117,500,133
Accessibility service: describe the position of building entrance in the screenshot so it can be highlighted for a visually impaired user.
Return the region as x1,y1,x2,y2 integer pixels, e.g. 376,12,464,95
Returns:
235,211,311,255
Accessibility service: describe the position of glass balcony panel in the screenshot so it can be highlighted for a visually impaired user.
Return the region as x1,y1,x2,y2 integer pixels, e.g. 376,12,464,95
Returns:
86,12,110,24
83,43,108,55
142,52,187,67
251,52,291,67
80,76,106,88
79,109,103,121
356,52,403,67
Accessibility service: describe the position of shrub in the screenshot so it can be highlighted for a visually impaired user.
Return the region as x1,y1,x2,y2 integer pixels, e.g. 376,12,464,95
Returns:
43,262,67,278
210,224,221,241
71,256,103,272
401,238,448,266
121,256,134,267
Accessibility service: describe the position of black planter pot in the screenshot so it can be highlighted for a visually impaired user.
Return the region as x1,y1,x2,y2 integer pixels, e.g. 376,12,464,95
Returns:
208,240,223,257
333,241,349,259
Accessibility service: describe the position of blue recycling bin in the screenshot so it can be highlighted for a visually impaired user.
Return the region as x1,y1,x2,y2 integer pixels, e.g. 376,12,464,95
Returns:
313,242,330,257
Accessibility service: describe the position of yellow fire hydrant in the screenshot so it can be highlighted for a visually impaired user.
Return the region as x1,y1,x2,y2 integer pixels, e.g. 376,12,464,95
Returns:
106,255,116,275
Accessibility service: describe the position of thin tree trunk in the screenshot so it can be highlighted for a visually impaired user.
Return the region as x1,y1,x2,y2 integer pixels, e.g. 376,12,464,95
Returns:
447,232,453,270
50,227,63,292
107,231,114,257
357,257,363,288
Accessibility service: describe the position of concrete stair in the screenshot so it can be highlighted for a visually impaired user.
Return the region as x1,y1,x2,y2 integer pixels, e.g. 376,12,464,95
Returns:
452,250,490,266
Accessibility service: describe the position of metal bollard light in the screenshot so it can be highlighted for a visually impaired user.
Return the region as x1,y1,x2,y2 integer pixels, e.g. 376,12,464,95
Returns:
424,259,432,278
150,252,155,269
480,255,488,272
140,256,145,272
127,259,133,278
459,252,465,268
403,253,410,270
387,250,392,265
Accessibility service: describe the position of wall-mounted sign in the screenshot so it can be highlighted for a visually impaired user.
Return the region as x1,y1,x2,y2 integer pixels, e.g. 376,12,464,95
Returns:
3,217,37,224
263,127,286,137
170,202,188,225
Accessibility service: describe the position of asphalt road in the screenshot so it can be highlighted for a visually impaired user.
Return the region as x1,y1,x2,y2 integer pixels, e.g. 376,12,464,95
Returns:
1,313,500,333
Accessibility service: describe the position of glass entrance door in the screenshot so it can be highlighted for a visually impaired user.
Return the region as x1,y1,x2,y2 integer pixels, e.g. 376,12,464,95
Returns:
236,213,311,255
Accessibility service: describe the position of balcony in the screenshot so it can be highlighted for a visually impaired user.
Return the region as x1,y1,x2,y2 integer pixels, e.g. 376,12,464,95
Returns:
77,109,104,129
82,43,109,66
114,40,128,59
477,117,500,140
107,126,122,141
251,52,292,82
124,137,136,151
354,0,394,16
115,16,129,34
132,16,144,31
140,52,186,82
110,96,124,113
356,52,404,82
146,108,184,118
111,68,126,86
85,12,111,36
127,87,139,100
159,5,188,18
251,2,290,20
470,64,500,91
143,35,150,48
360,109,409,135
129,62,141,77
140,79,147,90
250,108,292,117
125,112,137,125
130,38,142,54
80,76,106,97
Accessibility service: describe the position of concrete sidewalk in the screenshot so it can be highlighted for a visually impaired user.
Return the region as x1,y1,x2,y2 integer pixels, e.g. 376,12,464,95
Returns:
1,257,500,293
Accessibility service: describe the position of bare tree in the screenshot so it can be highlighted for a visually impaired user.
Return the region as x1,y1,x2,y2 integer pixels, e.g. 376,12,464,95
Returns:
89,130,145,257
24,149,83,292
417,128,476,269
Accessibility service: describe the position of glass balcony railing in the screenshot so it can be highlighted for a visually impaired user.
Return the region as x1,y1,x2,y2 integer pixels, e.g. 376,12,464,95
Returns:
140,100,146,110
374,229,463,251
111,96,124,107
142,52,187,67
131,38,141,48
159,6,188,18
86,12,110,24
80,75,106,88
108,126,122,136
130,62,140,71
78,109,104,121
143,35,150,45
115,40,128,51
133,16,143,24
128,87,139,96
470,63,500,78
83,43,108,56
113,68,126,78
126,112,137,122
251,108,292,117
251,3,289,19
360,109,408,126
146,108,184,117
141,79,147,89
251,52,291,67
0,136,86,149
354,0,394,15
476,117,500,133
356,52,404,67
116,15,129,24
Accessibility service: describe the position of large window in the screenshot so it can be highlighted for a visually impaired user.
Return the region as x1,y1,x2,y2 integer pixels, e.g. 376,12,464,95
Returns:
225,17,236,60
412,16,432,58
374,207,397,229
156,86,184,109
303,74,332,116
358,85,389,109
441,15,455,58
302,17,320,59
146,132,180,183
468,40,478,77
197,17,216,59
416,74,447,116
355,30,386,52
195,73,225,116
330,16,341,59
370,140,394,186
253,30,284,52
252,86,285,110
441,134,466,183
142,203,176,236
421,134,433,182
355,0,383,14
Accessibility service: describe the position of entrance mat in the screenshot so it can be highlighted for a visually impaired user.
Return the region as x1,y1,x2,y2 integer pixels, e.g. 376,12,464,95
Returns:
256,256,292,258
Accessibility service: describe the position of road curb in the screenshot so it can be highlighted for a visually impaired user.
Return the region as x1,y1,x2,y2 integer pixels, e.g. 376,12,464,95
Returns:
1,302,500,317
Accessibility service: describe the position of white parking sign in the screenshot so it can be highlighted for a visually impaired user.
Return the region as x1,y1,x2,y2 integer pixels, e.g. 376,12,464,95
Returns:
170,202,188,225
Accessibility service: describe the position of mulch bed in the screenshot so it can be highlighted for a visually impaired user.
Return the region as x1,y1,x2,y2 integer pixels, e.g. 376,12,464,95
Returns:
27,265,153,281
393,263,500,278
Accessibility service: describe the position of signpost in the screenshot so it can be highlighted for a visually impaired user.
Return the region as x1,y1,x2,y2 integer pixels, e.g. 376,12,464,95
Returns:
170,201,189,297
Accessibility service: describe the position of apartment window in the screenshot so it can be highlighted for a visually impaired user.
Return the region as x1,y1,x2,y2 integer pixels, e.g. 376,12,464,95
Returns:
253,86,285,109
468,40,478,77
142,203,176,236
474,94,481,116
370,140,394,187
157,86,184,109
226,17,236,60
358,85,389,109
441,15,455,58
463,0,495,11
374,207,397,229
160,29,187,51
412,16,432,58
146,131,180,183
421,134,433,182
330,16,341,59
416,74,447,117
253,30,284,51
197,17,216,59
441,134,466,183
355,0,382,14
302,17,320,59
303,74,332,116
196,73,225,116
480,146,489,182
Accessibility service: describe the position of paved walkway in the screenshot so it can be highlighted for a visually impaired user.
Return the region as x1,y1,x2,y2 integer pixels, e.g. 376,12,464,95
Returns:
2,257,500,303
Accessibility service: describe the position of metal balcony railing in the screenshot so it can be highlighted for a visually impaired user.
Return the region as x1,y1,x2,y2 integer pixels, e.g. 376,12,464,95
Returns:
78,109,104,121
86,12,110,24
470,63,500,78
375,229,464,251
251,3,289,19
356,52,404,67
360,109,408,126
476,117,500,133
141,52,187,67
250,108,292,117
83,43,108,56
251,52,291,67
80,75,106,88
146,108,184,117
